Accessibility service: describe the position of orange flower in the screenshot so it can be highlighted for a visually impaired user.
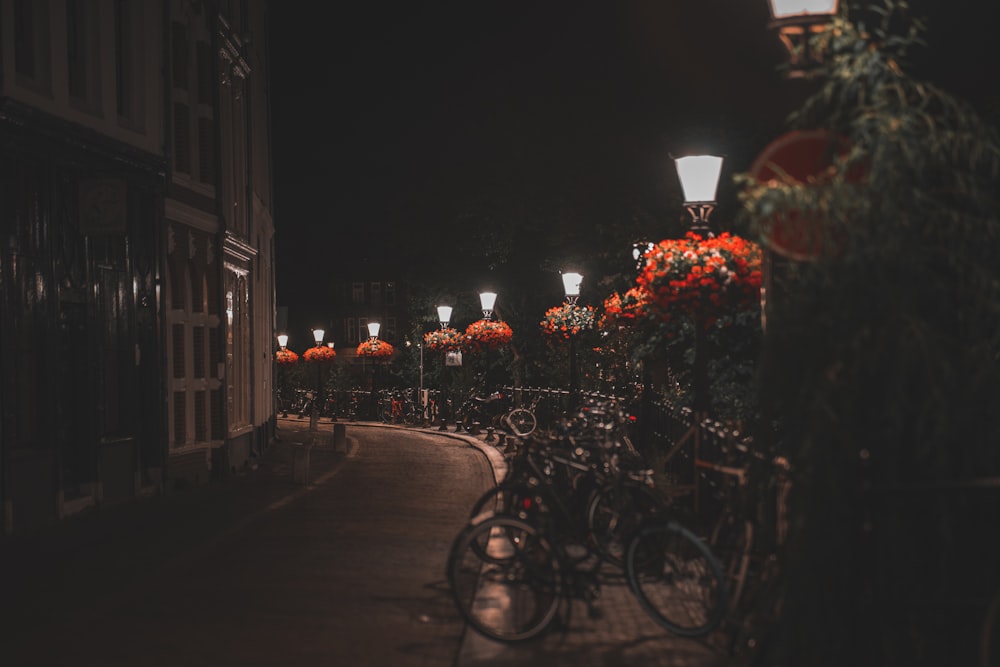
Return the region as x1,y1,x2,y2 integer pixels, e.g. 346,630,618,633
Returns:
464,319,513,352
635,231,763,325
356,339,394,358
540,303,595,340
275,348,299,366
303,345,336,363
423,327,464,353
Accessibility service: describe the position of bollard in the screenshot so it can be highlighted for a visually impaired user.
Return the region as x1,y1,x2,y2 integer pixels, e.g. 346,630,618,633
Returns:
469,421,482,436
333,423,347,451
496,432,506,448
484,427,496,443
439,417,448,431
291,442,312,484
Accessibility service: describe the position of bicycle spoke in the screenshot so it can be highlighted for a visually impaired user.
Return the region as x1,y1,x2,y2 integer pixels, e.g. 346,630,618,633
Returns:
448,516,561,642
627,522,727,637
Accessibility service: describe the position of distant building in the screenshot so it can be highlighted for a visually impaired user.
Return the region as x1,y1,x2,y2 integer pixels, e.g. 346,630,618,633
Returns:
330,277,409,384
0,0,276,535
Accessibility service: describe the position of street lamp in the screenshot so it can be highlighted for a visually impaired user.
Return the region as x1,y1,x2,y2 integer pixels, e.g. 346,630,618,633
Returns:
277,333,289,417
437,305,452,329
766,0,839,78
310,328,325,431
674,156,724,412
561,272,582,305
675,154,723,237
367,321,381,414
479,292,497,320
562,271,583,406
436,305,453,430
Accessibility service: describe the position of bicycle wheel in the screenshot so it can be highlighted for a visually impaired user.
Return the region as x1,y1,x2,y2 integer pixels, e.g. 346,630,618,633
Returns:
447,514,561,643
625,520,727,637
506,408,537,437
587,481,667,568
468,481,533,522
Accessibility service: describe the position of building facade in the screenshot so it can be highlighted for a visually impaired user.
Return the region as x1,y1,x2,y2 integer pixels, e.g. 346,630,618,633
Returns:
0,0,276,535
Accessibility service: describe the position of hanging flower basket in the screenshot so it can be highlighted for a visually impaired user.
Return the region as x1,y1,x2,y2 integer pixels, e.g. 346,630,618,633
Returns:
598,287,651,331
423,327,464,353
303,345,336,363
636,231,763,325
464,319,513,352
275,348,299,366
356,339,394,359
540,303,596,340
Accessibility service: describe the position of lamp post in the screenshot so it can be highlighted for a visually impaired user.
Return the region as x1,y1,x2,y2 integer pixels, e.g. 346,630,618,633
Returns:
674,154,724,237
479,292,496,321
674,155,724,413
310,327,325,432
367,322,381,417
766,0,839,78
562,272,583,407
437,305,453,430
478,292,498,395
277,333,289,417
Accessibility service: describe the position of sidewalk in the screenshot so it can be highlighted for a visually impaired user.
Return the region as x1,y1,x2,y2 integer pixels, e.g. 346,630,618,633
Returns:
0,418,732,667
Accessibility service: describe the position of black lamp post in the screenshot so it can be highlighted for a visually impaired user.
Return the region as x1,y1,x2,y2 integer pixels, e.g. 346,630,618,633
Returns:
277,333,289,417
766,0,839,78
674,154,724,238
478,291,497,395
675,154,724,413
367,322,381,416
561,272,583,407
437,305,453,430
310,327,324,431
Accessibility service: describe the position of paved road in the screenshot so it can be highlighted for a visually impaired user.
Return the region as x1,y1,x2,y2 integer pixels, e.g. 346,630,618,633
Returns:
0,420,730,667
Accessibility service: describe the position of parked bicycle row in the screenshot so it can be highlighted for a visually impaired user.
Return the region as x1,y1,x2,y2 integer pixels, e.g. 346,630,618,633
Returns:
445,396,730,643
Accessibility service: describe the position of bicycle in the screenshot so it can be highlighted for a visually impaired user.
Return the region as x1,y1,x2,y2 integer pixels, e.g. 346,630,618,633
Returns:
503,392,543,438
501,389,562,438
695,439,791,659
447,399,727,643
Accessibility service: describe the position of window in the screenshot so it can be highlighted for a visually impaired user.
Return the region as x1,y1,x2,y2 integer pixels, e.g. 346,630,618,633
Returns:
370,282,381,306
351,282,364,304
385,282,396,306
386,317,397,342
66,0,87,98
224,269,250,432
346,318,357,344
358,318,368,343
66,0,101,111
170,17,214,185
14,0,51,89
114,0,145,127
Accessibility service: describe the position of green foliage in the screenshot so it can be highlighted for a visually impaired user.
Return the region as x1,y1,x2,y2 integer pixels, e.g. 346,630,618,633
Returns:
737,2,1000,664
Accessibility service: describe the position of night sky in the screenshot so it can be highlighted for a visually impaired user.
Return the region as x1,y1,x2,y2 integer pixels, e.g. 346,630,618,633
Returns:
268,1,996,309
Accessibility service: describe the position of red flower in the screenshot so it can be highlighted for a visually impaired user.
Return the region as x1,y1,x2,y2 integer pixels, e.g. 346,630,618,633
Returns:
636,232,763,325
275,349,299,366
303,345,336,363
598,287,651,330
356,339,394,358
423,327,465,353
464,319,513,352
540,303,595,340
